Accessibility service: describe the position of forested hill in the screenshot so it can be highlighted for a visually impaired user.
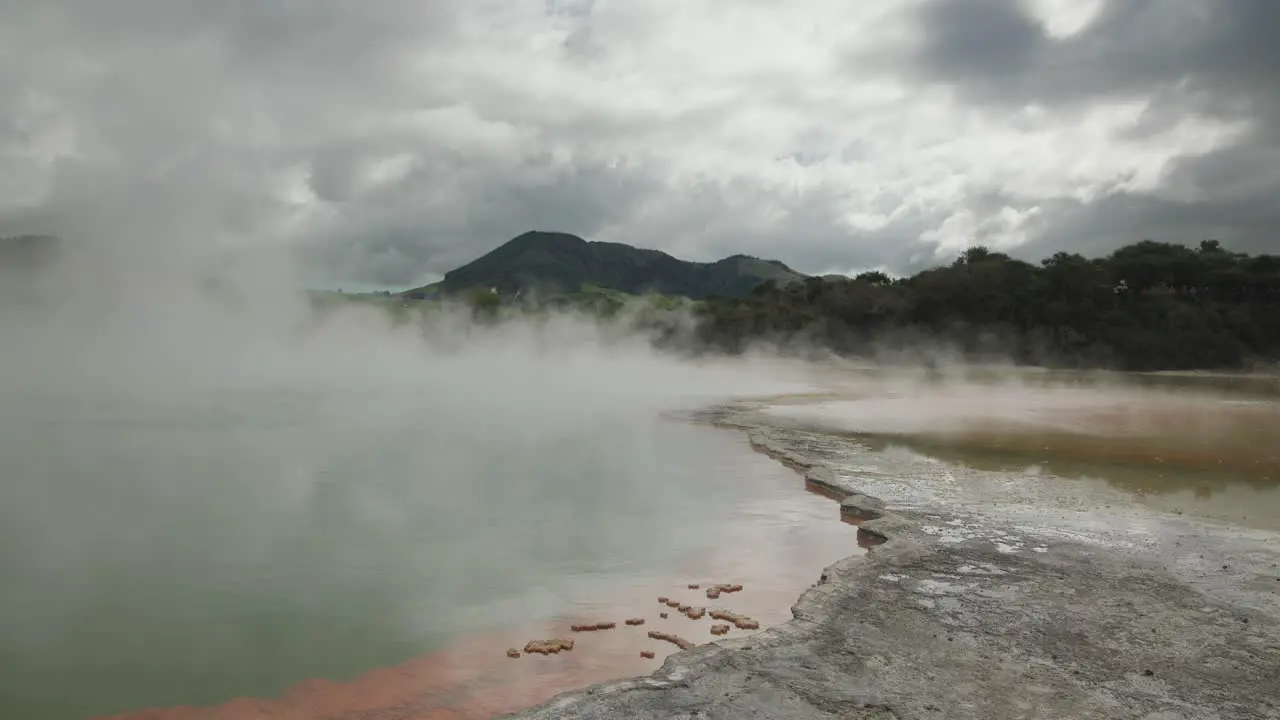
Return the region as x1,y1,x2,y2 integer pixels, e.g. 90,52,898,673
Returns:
6,230,1277,371
690,241,1280,371
405,231,805,300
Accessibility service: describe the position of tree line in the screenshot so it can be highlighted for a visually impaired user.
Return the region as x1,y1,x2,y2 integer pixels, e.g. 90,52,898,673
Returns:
685,240,1280,371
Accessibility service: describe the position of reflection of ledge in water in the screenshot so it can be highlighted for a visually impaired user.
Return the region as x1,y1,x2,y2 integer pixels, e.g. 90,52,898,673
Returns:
867,427,1279,491
508,407,1280,720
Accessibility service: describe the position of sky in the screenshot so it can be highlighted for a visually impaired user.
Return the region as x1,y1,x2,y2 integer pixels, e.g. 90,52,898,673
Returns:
1,0,1277,289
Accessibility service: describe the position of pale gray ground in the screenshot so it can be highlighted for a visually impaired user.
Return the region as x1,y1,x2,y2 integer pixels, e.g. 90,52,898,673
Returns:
505,401,1280,720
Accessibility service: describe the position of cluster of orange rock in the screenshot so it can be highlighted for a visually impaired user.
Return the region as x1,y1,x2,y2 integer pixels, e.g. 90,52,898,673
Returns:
514,638,576,657
708,609,759,630
569,621,617,632
704,583,743,600
658,597,708,620
508,580,755,659
647,630,695,650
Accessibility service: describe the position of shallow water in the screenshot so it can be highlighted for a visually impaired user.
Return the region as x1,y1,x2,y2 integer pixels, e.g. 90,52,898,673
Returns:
8,367,1276,719
0,387,855,719
763,375,1280,531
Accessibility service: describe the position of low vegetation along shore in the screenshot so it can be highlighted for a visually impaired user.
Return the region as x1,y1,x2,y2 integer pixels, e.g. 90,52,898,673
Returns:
506,400,1280,720
6,231,1279,372
355,233,1278,373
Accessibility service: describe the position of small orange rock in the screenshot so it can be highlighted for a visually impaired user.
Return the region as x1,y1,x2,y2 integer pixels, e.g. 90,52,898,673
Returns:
523,638,574,655
708,610,758,630
507,648,521,658
647,630,695,651
706,583,744,599
625,618,645,626
640,650,656,659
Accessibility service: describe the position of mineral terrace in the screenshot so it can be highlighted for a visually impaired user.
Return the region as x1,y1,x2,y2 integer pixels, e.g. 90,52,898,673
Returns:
505,402,1280,720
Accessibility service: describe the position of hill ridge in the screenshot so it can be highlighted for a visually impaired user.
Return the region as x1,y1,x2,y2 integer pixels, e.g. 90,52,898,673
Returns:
409,230,804,300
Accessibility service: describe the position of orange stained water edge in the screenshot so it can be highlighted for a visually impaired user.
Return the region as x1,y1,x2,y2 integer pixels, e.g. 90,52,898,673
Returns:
790,381,1280,529
95,380,1280,719
885,395,1279,485
97,438,868,720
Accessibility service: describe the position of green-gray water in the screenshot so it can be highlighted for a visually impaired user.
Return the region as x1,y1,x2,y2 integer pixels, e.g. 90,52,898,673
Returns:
6,361,1277,719
0,384,810,718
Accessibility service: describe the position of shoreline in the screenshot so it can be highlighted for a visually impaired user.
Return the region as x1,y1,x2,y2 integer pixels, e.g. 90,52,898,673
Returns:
84,391,1280,720
93,423,858,720
504,400,1280,720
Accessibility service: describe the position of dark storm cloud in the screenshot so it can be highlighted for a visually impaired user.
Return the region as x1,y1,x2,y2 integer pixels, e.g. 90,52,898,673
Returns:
893,0,1280,260
905,0,1280,113
5,0,1278,290
0,0,952,287
0,0,457,270
911,0,1045,93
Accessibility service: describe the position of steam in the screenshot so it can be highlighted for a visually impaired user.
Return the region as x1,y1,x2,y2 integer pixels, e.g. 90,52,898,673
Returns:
0,232,846,714
2,233,1268,454
0,236,818,405
3,231,1277,718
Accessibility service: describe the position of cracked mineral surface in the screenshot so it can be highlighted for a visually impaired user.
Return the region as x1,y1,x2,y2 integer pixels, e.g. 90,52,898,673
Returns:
505,401,1280,720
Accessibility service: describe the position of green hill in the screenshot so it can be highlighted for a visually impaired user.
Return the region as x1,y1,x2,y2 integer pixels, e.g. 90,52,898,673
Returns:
405,231,804,300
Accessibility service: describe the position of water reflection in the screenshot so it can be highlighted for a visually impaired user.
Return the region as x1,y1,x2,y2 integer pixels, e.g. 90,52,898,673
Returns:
96,432,859,720
770,372,1280,531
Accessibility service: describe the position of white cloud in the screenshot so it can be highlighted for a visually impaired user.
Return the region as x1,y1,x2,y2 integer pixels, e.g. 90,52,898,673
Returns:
1026,0,1106,39
1,0,1276,286
919,204,1045,258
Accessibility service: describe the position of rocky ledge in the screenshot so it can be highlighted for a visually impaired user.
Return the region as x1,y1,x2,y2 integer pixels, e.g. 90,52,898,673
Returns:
504,406,1280,720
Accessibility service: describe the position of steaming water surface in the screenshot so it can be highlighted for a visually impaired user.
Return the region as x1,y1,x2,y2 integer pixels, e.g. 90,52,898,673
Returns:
0,381,854,719
765,376,1280,531
6,360,1278,719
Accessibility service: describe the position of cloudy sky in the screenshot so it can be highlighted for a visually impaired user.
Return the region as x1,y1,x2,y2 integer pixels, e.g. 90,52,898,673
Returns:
2,0,1277,288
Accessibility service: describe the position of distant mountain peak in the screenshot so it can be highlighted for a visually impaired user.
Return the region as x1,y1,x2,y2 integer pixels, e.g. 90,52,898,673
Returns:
412,231,805,300
507,230,588,247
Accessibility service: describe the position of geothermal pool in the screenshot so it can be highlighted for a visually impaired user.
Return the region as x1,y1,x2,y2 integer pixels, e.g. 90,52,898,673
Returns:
0,385,857,719
5,368,1276,719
